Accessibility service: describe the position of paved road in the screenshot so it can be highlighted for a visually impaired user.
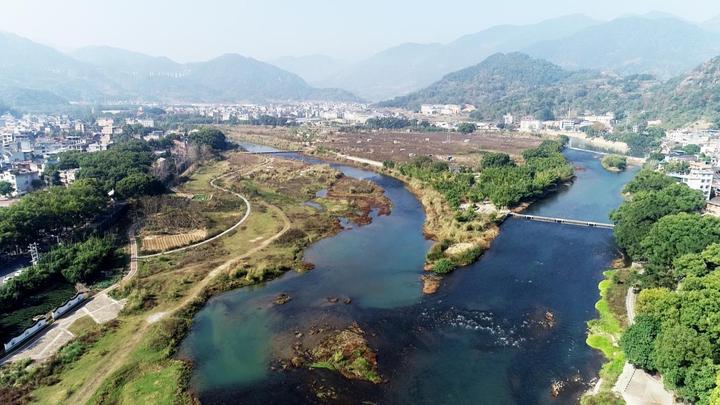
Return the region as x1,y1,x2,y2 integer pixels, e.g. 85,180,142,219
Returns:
1,292,124,364
626,287,637,325
613,288,676,405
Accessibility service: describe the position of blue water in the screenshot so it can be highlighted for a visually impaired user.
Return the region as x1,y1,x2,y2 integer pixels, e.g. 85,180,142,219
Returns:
180,145,635,404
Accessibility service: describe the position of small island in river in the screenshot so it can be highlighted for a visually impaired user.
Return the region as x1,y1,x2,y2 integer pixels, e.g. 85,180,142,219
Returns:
600,154,628,172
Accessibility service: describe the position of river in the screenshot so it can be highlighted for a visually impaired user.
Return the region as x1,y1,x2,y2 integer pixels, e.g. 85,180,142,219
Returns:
179,146,638,404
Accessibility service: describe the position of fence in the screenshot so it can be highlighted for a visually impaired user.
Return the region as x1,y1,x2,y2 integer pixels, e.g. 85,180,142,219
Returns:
2,292,88,356
3,319,49,353
52,292,87,320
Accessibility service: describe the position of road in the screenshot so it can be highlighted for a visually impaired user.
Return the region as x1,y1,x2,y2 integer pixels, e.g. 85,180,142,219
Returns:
613,288,676,405
1,161,259,365
66,158,290,404
137,170,251,259
626,287,637,325
135,157,272,259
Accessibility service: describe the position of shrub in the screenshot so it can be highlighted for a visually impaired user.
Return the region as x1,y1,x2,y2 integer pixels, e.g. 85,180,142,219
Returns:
433,258,456,275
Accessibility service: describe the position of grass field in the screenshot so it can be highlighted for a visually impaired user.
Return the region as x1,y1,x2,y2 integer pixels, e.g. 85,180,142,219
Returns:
582,270,627,404
18,152,383,405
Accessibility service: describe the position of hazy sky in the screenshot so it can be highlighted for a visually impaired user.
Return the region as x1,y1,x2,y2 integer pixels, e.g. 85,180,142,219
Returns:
1,0,719,62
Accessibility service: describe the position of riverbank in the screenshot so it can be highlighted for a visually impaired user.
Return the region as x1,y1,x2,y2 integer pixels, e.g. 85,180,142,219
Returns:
227,132,577,294
581,268,628,404
178,143,635,404
4,152,397,404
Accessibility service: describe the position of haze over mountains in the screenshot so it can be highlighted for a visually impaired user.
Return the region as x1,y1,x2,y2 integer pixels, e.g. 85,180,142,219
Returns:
382,51,720,127
3,11,720,109
281,14,720,101
0,32,358,107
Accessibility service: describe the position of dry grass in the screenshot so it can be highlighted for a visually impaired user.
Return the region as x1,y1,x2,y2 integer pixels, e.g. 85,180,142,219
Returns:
141,229,208,253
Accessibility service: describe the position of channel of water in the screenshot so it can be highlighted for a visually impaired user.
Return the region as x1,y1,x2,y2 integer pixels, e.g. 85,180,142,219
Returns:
179,145,638,404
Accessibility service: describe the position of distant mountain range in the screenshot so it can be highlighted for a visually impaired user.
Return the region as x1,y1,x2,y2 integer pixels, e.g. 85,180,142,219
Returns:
381,51,720,127
276,14,720,101
523,16,720,78
4,11,720,118
380,53,656,121
0,33,359,107
312,15,600,101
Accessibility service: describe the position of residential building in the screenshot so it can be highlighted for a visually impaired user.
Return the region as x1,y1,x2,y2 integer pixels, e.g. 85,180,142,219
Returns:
519,117,542,132
0,168,40,197
667,163,714,200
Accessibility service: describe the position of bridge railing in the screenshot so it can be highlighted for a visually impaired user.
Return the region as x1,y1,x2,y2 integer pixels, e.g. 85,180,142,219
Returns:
506,212,614,229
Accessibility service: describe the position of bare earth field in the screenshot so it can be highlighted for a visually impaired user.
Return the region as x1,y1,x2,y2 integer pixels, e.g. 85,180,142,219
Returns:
316,130,544,163
224,125,544,166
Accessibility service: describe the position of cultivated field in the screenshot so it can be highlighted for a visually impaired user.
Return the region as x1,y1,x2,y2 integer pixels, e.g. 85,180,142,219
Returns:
141,229,208,253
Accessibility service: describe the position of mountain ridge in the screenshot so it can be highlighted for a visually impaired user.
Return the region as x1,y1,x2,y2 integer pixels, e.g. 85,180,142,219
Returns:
0,33,360,104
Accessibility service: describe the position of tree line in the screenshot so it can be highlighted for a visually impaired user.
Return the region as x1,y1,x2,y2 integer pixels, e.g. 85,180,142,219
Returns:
395,140,574,209
0,127,230,317
611,170,720,403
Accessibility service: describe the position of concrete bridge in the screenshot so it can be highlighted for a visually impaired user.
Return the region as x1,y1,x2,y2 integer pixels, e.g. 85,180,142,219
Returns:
507,212,614,229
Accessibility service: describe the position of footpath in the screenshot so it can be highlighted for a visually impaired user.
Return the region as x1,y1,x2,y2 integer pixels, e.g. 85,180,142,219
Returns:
612,288,676,405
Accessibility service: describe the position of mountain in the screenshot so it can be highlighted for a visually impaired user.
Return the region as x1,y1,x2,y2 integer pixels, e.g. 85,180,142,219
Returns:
703,15,720,32
320,43,444,102
270,55,349,85
0,32,119,101
381,53,657,121
71,46,183,77
525,16,720,78
319,15,600,101
652,56,720,126
0,33,359,105
171,54,358,103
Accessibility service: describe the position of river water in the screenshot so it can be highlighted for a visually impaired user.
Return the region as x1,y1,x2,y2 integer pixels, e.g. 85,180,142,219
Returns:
179,146,638,404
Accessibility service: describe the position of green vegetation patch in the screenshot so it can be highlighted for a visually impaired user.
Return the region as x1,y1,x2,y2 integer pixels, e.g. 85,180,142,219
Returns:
583,270,627,402
601,155,627,172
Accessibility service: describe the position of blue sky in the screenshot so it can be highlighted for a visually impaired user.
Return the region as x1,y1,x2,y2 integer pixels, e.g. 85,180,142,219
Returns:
1,0,719,62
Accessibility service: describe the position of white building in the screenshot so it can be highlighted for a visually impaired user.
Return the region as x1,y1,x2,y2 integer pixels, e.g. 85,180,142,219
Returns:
519,117,543,132
667,163,714,200
0,169,40,197
503,113,514,126
579,112,615,129
420,104,461,116
58,168,80,186
96,118,114,127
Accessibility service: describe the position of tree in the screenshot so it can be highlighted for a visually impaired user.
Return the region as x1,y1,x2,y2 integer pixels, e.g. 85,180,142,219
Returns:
623,170,674,194
663,160,690,175
433,258,456,275
188,127,228,151
601,155,627,171
0,179,109,251
115,173,163,199
481,152,513,169
673,253,710,279
457,123,477,134
611,184,705,259
0,181,13,197
640,213,720,268
620,315,660,371
652,324,715,400
683,144,701,155
0,236,116,309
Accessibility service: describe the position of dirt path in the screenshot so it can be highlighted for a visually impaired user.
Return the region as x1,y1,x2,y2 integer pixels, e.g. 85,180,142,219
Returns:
67,160,291,405
137,158,271,259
